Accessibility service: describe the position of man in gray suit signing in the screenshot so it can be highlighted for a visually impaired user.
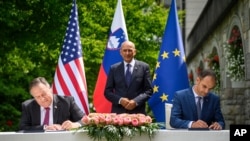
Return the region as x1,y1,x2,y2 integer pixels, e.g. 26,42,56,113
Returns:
104,41,153,114
19,77,84,131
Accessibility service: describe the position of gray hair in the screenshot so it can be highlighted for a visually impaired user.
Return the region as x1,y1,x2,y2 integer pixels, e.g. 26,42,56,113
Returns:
29,77,50,90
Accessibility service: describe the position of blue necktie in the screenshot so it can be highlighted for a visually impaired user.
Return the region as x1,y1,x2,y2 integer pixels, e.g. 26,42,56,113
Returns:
125,64,131,86
197,97,202,119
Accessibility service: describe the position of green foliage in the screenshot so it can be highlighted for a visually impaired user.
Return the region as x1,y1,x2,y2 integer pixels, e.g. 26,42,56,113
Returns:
0,0,184,131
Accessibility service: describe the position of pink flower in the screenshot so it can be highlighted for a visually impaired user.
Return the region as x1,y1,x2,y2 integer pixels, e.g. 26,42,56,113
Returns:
81,115,90,125
98,114,106,124
131,118,139,126
88,117,99,125
138,117,146,125
112,117,119,125
123,117,132,125
105,115,112,125
93,117,100,125
145,116,152,123
118,118,124,126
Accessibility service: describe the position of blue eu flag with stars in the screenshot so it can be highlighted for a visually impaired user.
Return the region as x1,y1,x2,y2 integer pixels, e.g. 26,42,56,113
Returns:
148,0,189,124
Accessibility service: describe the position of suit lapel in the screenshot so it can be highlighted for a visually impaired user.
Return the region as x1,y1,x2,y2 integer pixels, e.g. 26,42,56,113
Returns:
32,102,41,125
187,89,199,118
53,95,60,124
131,60,138,82
118,62,126,83
188,91,197,112
201,95,209,117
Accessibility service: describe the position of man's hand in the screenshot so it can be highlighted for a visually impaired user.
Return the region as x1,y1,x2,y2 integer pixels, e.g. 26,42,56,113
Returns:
124,100,137,110
61,120,81,130
209,122,222,130
120,97,137,110
120,98,130,107
44,124,63,131
191,120,208,128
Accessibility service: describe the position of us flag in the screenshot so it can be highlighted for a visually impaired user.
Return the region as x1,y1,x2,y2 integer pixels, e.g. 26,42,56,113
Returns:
52,0,89,114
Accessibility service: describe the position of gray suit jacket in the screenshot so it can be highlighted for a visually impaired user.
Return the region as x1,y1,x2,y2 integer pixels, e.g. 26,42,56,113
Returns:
170,87,225,129
19,95,84,131
104,60,153,114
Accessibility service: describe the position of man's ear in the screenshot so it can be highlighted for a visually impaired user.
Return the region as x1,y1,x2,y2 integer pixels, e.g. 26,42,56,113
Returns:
133,49,137,56
195,77,201,84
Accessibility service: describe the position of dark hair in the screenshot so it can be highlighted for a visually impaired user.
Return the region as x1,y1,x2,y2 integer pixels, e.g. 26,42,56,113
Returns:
198,69,217,81
29,77,50,90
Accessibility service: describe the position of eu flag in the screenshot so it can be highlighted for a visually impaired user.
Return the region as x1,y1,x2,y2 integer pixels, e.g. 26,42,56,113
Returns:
148,0,189,123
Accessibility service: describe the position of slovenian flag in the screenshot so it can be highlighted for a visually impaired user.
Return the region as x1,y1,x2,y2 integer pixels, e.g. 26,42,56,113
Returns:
93,0,128,113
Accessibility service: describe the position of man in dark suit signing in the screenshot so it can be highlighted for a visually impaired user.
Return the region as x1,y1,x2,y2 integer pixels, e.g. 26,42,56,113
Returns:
104,41,153,114
170,69,225,130
19,77,85,131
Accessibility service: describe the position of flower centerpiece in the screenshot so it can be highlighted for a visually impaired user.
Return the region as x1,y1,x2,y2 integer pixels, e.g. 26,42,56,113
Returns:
77,113,159,141
224,26,245,81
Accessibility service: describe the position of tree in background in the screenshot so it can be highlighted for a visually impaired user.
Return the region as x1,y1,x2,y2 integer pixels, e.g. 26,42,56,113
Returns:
0,0,184,131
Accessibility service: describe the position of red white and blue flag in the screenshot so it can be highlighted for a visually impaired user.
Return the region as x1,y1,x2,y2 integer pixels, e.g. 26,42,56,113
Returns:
93,0,128,113
52,0,89,115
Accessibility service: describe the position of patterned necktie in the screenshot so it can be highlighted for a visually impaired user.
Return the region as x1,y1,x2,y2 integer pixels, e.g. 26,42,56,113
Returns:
197,97,202,119
125,64,132,86
43,107,50,125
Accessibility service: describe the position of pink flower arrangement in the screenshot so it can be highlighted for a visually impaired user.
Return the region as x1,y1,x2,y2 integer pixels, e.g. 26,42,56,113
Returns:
81,113,153,127
78,113,158,141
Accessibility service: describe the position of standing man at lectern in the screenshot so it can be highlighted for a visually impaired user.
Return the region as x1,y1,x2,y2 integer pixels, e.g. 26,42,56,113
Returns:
19,77,85,131
170,69,225,130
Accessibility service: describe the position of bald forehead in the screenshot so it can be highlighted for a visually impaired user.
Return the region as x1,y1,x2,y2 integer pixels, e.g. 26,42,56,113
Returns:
121,41,135,49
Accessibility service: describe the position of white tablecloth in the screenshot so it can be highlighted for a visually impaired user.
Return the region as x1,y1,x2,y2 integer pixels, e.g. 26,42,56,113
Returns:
0,129,229,141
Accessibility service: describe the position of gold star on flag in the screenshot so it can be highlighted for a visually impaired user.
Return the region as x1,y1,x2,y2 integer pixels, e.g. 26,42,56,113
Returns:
173,48,180,56
161,51,169,59
153,85,159,93
160,93,168,102
155,61,160,69
153,73,157,81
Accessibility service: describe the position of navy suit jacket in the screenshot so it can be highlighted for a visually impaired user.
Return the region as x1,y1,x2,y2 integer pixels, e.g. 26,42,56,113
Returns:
104,60,153,114
19,95,84,131
170,87,225,129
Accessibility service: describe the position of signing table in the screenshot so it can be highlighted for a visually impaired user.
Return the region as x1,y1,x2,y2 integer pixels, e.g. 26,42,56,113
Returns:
0,129,229,141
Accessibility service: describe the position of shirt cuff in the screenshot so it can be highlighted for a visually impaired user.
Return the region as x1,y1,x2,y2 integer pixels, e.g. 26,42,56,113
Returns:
118,98,122,104
188,121,193,128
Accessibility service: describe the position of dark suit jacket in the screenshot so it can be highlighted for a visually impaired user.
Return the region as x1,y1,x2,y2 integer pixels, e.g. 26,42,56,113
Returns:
170,87,225,129
19,95,84,131
104,60,153,114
